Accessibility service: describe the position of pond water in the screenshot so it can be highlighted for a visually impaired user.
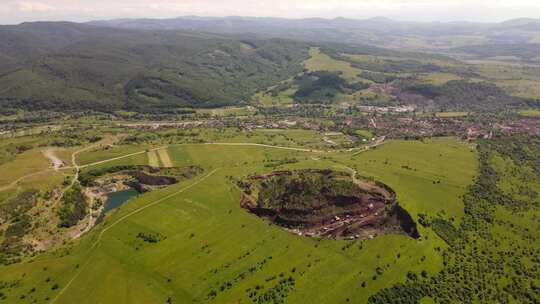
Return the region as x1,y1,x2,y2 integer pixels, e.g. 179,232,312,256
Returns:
96,188,139,224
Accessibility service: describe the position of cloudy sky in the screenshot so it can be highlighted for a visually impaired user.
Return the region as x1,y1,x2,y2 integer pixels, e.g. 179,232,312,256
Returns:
2,0,540,25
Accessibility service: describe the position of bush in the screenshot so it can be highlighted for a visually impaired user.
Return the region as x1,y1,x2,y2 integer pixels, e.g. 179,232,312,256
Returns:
57,184,88,228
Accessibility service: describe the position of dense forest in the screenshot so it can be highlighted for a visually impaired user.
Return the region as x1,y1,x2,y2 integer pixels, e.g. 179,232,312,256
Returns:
292,71,369,104
398,80,530,111
0,23,309,112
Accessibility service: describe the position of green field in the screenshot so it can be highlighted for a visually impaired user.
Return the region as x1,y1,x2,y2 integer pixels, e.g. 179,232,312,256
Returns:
0,136,478,303
434,112,470,118
253,47,369,106
304,48,363,83
518,108,540,117
0,138,69,203
195,107,258,117
253,87,297,106
418,72,463,85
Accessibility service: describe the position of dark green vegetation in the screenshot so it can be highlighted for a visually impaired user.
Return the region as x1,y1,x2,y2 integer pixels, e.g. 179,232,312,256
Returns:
136,232,165,244
344,57,441,74
399,79,529,111
79,165,142,186
79,164,203,191
369,136,540,304
58,184,87,228
292,72,368,104
0,190,39,264
0,23,308,112
252,170,362,210
361,71,396,84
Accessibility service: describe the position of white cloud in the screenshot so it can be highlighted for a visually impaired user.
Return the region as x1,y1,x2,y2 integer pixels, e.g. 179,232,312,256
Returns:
17,1,54,12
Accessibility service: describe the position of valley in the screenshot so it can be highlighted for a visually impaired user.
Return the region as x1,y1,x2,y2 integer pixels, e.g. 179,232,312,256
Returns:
0,14,539,304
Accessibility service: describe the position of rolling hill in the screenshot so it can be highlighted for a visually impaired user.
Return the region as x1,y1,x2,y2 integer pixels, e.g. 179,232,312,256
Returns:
2,17,540,114
0,22,310,112
89,16,540,50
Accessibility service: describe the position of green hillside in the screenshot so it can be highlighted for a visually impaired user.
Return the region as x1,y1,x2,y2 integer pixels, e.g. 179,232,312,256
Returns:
0,23,309,112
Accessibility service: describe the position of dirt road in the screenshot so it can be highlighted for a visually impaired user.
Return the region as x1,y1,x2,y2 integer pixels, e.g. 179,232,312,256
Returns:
42,149,65,170
49,168,220,304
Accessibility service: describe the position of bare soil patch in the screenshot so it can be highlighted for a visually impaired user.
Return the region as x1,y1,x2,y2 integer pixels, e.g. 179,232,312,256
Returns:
157,149,173,167
147,150,160,167
42,149,65,170
239,169,419,240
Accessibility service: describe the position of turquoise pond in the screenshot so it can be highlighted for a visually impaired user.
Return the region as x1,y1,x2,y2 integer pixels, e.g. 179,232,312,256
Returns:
96,188,139,224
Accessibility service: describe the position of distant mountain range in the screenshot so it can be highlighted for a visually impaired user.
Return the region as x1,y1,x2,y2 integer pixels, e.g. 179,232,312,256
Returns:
87,16,540,49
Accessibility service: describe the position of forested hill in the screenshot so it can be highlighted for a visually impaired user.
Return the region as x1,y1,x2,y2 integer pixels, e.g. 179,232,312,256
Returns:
89,16,540,51
0,22,309,113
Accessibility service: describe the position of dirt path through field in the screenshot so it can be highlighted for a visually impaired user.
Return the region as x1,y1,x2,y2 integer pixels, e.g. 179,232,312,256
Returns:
4,139,386,194
203,142,323,152
0,169,53,192
157,148,173,167
351,136,386,155
49,168,219,304
52,136,122,207
147,150,160,167
69,141,386,171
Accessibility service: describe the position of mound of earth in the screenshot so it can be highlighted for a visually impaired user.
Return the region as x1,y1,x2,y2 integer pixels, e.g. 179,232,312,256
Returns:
239,169,419,240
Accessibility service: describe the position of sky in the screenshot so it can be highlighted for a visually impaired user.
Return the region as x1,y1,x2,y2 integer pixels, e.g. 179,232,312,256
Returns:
2,0,540,25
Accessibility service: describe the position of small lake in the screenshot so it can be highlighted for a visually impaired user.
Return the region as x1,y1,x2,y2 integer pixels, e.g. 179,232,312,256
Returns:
96,188,139,224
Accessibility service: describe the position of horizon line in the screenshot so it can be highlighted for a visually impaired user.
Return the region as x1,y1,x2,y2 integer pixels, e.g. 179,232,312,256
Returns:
3,15,540,27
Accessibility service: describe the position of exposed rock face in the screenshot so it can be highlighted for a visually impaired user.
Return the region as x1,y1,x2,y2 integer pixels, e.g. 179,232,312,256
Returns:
83,165,202,193
239,169,419,240
126,171,178,192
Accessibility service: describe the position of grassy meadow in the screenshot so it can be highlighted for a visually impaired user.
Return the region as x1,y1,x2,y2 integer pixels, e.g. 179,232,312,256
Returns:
0,135,478,304
518,108,540,117
304,48,363,82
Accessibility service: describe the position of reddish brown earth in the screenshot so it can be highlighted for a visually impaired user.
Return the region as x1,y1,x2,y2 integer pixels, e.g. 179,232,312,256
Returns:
239,170,419,240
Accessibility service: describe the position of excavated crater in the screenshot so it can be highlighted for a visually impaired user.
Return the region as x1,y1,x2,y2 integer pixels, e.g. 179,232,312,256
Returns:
238,169,419,240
